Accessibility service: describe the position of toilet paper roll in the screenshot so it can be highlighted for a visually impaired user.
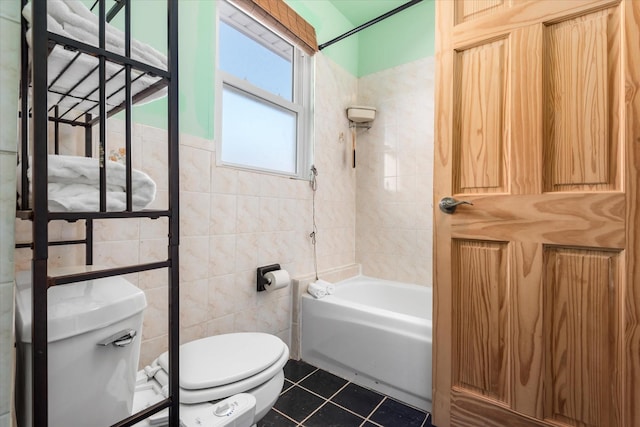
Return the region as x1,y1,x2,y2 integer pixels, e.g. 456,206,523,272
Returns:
264,270,290,292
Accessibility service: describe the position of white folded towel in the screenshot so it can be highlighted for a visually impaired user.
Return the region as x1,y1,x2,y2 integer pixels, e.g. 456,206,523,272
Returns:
23,1,167,69
19,154,156,212
22,1,167,112
307,281,327,299
314,279,335,295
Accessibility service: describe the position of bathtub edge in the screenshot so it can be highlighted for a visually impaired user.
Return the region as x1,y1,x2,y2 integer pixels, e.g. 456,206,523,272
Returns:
289,264,361,360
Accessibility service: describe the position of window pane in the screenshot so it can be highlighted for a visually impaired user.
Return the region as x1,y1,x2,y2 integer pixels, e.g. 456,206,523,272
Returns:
221,86,297,174
219,20,293,101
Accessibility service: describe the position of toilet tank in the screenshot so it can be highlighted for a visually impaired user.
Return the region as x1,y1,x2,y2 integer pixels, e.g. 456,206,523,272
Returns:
15,268,147,427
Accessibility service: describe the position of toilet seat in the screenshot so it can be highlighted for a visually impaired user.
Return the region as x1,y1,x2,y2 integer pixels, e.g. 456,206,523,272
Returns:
152,333,289,404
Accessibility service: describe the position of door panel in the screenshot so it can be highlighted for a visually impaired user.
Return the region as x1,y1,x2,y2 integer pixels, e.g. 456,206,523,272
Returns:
511,241,544,418
456,0,513,25
543,8,621,192
453,240,509,402
455,39,508,193
433,1,640,426
543,247,621,427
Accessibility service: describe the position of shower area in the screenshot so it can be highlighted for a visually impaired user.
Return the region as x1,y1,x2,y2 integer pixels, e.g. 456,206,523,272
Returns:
299,52,436,411
355,57,435,285
309,56,435,286
314,0,436,286
297,0,436,412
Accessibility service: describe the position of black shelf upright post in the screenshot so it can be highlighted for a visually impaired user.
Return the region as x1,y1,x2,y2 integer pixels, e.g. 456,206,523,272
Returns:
30,0,50,425
98,0,107,212
85,113,94,265
167,0,181,424
20,0,29,212
54,106,59,153
124,0,133,212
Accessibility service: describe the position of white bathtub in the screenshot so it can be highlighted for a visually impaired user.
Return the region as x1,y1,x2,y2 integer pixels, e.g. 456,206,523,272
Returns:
301,275,432,411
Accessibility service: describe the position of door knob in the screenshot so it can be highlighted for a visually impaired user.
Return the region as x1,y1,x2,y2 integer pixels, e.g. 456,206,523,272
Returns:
439,197,473,214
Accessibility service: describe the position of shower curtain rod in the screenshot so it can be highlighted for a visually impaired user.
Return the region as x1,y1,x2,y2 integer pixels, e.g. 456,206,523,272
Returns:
318,0,423,50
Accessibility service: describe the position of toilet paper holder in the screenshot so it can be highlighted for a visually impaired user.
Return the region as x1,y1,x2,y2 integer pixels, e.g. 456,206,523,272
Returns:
257,264,281,292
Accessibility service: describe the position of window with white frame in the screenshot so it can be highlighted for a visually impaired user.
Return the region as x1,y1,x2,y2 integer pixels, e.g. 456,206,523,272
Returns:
216,1,313,178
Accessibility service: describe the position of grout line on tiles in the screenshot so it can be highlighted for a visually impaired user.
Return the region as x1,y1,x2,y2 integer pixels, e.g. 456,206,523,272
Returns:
421,412,432,427
360,419,384,427
328,397,374,421
296,379,350,402
284,367,430,427
297,399,331,427
294,383,328,401
304,380,370,421
280,383,294,396
360,396,387,426
290,367,319,385
294,380,366,427
271,407,300,425
327,380,350,399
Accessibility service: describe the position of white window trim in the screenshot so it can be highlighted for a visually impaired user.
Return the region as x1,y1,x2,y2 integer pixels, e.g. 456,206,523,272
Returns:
214,1,314,180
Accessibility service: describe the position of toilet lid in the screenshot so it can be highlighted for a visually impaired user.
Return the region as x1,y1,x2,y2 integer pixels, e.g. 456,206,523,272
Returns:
157,332,286,390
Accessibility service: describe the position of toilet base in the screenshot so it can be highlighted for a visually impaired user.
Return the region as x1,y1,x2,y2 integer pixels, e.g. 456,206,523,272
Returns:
132,383,256,427
246,369,284,421
131,369,284,426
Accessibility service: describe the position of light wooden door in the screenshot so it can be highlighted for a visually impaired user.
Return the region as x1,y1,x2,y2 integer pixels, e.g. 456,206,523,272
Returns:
433,1,640,426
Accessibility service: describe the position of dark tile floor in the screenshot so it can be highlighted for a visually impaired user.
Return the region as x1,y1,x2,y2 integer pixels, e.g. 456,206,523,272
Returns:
258,360,433,427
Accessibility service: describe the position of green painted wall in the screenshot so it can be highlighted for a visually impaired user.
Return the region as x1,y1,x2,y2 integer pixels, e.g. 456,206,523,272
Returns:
105,1,216,140
130,1,216,139
288,0,435,77
285,0,359,76
114,0,434,139
357,0,435,77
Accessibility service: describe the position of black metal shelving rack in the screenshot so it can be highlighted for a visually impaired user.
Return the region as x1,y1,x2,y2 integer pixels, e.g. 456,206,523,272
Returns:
17,1,180,425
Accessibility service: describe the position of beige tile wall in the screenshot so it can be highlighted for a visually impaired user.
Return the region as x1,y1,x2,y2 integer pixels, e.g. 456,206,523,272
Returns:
355,57,435,286
13,52,358,367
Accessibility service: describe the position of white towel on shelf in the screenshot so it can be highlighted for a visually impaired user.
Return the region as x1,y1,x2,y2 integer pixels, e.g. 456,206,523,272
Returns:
23,1,167,69
48,0,167,70
20,154,156,212
22,1,167,112
307,281,328,299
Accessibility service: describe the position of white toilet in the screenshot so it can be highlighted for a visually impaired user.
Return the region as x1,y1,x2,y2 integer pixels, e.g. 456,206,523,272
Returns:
136,332,289,426
15,267,289,427
14,268,147,427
